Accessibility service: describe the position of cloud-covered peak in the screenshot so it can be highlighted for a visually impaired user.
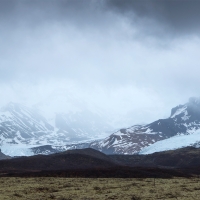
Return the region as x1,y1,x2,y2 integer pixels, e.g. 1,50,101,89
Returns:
0,0,200,127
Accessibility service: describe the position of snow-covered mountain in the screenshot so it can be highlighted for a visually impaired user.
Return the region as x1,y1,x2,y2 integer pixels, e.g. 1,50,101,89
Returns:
35,90,115,141
90,97,200,154
0,102,53,145
2,97,200,156
0,102,113,156
54,111,112,141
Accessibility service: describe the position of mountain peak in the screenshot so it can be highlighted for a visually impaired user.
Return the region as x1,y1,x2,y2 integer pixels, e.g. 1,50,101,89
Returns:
91,97,200,155
170,97,200,119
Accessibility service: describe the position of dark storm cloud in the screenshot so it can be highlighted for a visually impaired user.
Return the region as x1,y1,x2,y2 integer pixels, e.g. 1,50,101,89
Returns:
1,0,200,125
1,0,200,35
0,0,105,29
106,0,200,36
0,0,108,83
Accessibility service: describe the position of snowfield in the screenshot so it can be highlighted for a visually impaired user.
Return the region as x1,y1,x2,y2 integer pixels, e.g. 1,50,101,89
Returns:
1,144,36,157
140,130,200,154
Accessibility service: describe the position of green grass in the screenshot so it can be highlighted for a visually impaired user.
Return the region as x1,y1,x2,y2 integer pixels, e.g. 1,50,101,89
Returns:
0,177,199,199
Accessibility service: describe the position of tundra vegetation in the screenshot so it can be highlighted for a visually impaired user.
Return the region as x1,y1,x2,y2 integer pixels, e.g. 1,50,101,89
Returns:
0,177,200,200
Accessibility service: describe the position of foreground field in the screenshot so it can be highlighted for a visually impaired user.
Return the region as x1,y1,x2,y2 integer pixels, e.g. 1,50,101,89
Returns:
0,177,200,200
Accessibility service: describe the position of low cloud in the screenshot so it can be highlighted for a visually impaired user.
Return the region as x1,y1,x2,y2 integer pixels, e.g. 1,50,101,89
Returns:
0,0,200,126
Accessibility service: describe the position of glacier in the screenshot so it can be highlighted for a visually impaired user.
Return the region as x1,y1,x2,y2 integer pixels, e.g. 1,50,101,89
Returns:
140,129,200,154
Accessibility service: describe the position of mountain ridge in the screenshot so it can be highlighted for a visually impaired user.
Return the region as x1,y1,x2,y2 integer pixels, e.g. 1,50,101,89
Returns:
1,98,200,156
89,97,200,154
0,102,113,156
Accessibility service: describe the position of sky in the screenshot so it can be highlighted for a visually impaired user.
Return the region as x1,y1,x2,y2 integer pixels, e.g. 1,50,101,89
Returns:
1,0,200,127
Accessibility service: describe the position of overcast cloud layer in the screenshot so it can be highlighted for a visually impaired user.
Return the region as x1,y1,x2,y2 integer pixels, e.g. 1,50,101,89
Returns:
0,0,200,126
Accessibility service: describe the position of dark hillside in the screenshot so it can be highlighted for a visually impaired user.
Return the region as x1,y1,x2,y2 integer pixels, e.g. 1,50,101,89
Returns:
0,148,117,172
109,147,200,168
0,147,200,178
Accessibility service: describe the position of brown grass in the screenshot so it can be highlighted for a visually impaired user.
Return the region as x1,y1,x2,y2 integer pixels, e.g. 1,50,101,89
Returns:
0,177,199,199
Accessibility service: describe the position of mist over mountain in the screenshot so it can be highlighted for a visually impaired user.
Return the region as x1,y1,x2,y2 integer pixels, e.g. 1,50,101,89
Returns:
1,0,200,158
1,0,200,127
0,98,200,157
0,101,114,156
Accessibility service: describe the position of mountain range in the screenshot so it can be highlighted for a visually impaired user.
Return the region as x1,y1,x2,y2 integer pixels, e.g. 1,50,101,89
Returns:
90,97,200,154
1,97,200,156
0,102,112,156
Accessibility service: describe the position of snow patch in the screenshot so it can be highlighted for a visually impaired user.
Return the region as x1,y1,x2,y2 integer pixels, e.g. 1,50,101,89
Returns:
171,105,187,118
1,144,36,157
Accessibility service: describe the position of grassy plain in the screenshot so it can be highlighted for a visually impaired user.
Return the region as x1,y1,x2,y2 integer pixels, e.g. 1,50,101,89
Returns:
0,177,199,200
